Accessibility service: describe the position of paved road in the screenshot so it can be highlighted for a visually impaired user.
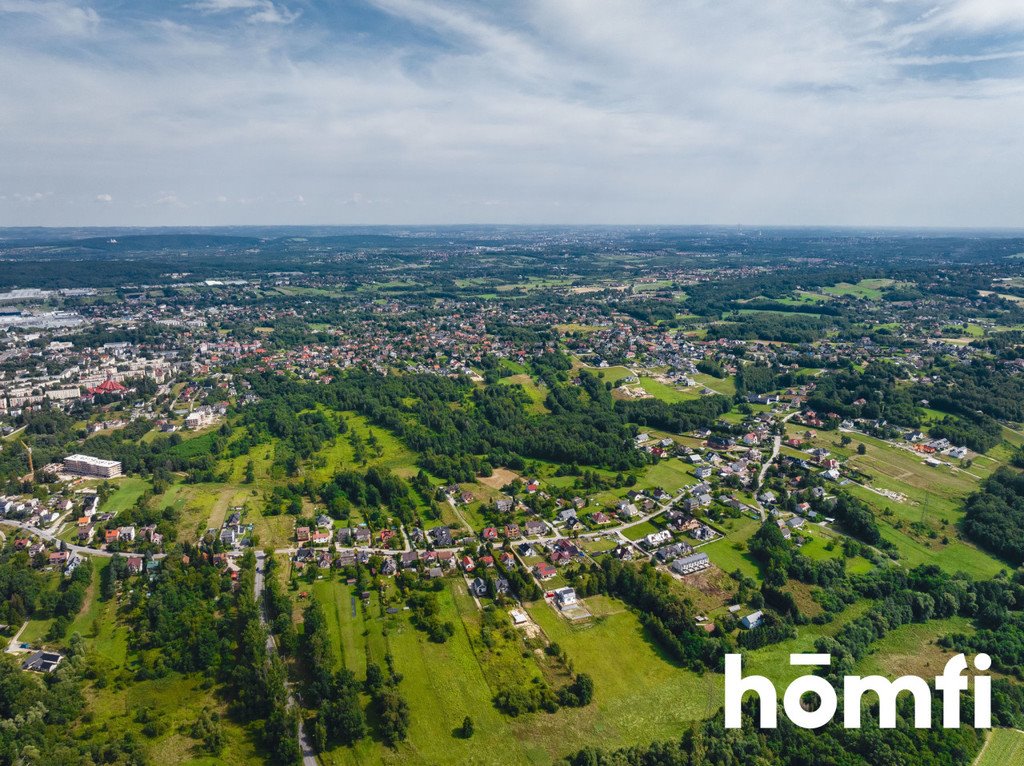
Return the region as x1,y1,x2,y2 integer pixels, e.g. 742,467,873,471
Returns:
0,518,171,561
254,551,318,766
0,518,117,558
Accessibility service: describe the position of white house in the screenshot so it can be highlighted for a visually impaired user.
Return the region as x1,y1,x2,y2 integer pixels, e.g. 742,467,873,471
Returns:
741,611,763,629
554,587,577,608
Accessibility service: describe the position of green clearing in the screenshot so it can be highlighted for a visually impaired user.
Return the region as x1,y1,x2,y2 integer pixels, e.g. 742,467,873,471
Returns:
855,617,974,680
318,579,540,766
821,278,897,300
795,531,872,574
312,579,373,676
977,728,1024,766
742,600,873,688
100,476,151,515
311,412,422,482
500,374,551,414
638,458,696,493
693,373,736,396
85,673,263,766
165,432,217,460
27,558,265,765
521,596,721,757
637,376,701,403
702,516,762,579
571,358,634,385
70,561,129,664
316,578,724,765
798,429,1006,578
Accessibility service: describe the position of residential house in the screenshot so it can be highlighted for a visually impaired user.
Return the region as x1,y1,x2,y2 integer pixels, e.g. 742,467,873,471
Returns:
533,562,556,580
741,611,764,629
670,552,711,576
554,587,577,608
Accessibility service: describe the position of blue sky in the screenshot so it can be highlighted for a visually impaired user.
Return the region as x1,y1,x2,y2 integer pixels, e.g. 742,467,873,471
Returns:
1,0,1024,227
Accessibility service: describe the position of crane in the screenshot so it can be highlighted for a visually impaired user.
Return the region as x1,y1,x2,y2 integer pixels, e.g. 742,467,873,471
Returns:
19,440,33,483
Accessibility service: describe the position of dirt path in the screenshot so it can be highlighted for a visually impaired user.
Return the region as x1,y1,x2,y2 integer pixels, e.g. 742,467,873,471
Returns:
5,621,28,654
972,729,992,766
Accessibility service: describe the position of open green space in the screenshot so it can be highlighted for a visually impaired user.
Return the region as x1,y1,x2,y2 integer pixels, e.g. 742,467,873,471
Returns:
976,728,1024,766
499,374,551,414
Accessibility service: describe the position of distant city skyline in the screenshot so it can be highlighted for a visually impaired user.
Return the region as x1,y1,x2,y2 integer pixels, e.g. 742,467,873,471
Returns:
2,0,1024,227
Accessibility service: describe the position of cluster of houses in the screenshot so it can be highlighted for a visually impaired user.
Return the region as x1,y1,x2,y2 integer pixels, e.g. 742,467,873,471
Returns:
1,494,68,527
212,509,254,549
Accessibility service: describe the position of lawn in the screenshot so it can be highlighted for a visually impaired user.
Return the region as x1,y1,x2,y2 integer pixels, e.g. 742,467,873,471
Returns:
622,520,661,541
701,516,761,579
101,476,151,515
637,376,701,403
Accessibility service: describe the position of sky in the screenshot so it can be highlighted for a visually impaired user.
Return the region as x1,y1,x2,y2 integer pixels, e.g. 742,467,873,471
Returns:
1,0,1024,227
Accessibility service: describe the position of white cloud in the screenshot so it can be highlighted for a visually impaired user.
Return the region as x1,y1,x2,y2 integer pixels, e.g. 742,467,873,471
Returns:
1,1,1023,226
941,0,1024,30
95,193,112,202
188,0,298,25
0,0,99,36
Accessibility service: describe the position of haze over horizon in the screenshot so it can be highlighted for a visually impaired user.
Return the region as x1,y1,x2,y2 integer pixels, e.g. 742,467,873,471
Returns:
2,0,1024,228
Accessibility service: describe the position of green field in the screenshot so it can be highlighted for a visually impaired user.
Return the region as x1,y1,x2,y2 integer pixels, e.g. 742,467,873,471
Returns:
693,373,736,397
821,278,898,301
855,617,974,680
313,578,722,765
311,412,423,482
702,516,761,579
636,376,701,403
100,476,151,515
500,374,551,414
977,728,1024,766
798,428,1006,578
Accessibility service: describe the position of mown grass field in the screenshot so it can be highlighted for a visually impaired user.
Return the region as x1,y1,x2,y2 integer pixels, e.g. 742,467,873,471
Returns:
101,476,151,515
637,376,701,403
976,728,1024,766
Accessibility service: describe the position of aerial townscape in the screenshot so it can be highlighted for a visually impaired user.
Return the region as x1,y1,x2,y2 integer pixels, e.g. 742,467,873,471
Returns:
2,227,1024,764
5,0,1024,761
